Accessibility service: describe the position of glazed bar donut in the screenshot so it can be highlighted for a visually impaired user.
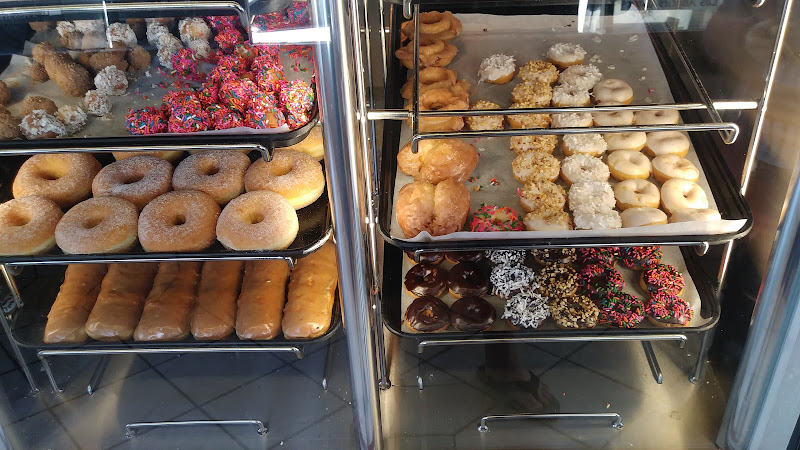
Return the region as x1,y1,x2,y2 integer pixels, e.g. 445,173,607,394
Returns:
400,11,462,42
652,154,699,183
244,149,325,209
660,179,708,214
634,109,680,125
55,197,138,254
13,153,101,208
592,79,634,104
397,138,478,183
395,37,458,69
216,190,299,250
92,155,173,210
607,150,651,181
644,131,690,157
0,196,63,255
604,132,647,152
621,207,668,227
138,190,220,252
614,179,660,210
396,178,470,238
173,150,251,205
669,208,721,223
411,87,469,132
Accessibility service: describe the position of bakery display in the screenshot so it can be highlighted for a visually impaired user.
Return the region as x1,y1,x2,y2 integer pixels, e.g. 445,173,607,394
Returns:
43,264,108,343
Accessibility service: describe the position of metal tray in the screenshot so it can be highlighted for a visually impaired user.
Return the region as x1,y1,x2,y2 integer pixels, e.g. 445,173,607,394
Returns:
10,264,341,350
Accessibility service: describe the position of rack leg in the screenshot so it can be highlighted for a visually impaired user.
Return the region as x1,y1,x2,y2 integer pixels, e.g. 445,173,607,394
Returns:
1,265,23,309
417,350,424,391
641,341,663,384
37,352,61,393
374,298,391,390
0,306,37,392
87,355,110,395
690,330,714,383
322,338,334,390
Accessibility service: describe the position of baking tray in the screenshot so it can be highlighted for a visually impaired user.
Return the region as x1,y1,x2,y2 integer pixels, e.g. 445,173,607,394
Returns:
10,264,341,349
381,241,720,340
0,152,332,265
378,5,752,250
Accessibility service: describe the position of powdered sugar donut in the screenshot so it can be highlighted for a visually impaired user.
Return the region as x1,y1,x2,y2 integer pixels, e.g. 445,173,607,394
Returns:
94,66,128,95
0,196,63,255
92,155,173,210
478,54,515,84
561,153,610,185
106,23,137,47
19,110,67,140
552,112,593,128
178,17,211,44
56,105,87,135
216,190,299,250
84,90,111,116
173,150,251,205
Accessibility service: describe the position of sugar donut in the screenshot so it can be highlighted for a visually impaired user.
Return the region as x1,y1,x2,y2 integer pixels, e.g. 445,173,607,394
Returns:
0,196,63,255
557,64,602,90
561,154,610,185
510,80,552,106
592,79,633,104
511,151,560,183
412,87,468,132
55,197,138,254
607,150,651,181
523,209,572,231
604,132,647,152
92,155,173,210
13,153,101,208
551,112,593,128
478,54,515,84
244,149,325,209
506,102,551,129
660,179,708,215
113,151,185,163
518,60,559,85
644,131,690,157
510,135,558,154
614,179,660,210
396,178,470,238
138,190,220,252
397,138,478,183
546,43,586,69
173,150,251,205
669,208,721,223
519,180,566,212
552,84,590,107
400,11,462,42
284,125,325,160
562,133,607,157
652,154,699,183
216,190,299,250
634,109,680,125
592,102,634,126
465,101,504,131
621,207,668,227
395,37,458,69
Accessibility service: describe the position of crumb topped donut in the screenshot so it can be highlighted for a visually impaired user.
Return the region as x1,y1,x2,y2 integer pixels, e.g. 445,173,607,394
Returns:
478,54,515,84
0,196,63,255
92,155,173,210
13,153,101,208
511,80,552,106
465,101,504,131
512,151,560,183
511,135,558,154
55,197,138,254
138,190,220,252
524,208,572,231
173,150,251,205
244,149,325,209
216,190,299,250
519,180,566,213
546,43,586,69
506,102,551,129
592,79,633,104
518,60,559,85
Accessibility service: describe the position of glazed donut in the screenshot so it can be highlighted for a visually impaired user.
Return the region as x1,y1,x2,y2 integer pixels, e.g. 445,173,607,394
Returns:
411,87,469,132
562,133,607,157
660,179,708,214
510,80,552,106
652,154,699,183
592,102,634,126
395,178,470,238
138,190,220,252
614,179,660,210
512,151,560,183
401,67,469,100
173,150,251,205
546,43,586,69
634,109,680,125
400,11,462,42
397,138,477,183
621,207,668,227
395,37,458,69
552,84,591,107
551,112,593,128
55,197,138,254
92,155,173,210
244,149,325,210
470,205,523,232
13,153,101,209
216,190,299,250
0,196,63,255
511,135,558,155
644,131,690,157
592,79,633,104
557,64,602,90
519,180,567,213
560,154,610,185
518,60,559,85
607,150,651,181
669,208,722,223
113,151,185,163
506,102,551,129
465,101,504,131
523,208,572,231
604,132,647,152
478,54,516,84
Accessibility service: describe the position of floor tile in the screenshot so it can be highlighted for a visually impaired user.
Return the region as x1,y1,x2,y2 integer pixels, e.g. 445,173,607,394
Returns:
289,337,351,402
2,409,78,450
454,414,586,450
565,341,657,392
0,362,48,425
533,341,590,358
273,405,355,449
383,434,455,450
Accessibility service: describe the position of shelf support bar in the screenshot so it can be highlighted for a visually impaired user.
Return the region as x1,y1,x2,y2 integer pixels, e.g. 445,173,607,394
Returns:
0,143,273,161
690,328,714,383
125,420,266,439
478,412,623,432
641,341,663,384
87,355,110,395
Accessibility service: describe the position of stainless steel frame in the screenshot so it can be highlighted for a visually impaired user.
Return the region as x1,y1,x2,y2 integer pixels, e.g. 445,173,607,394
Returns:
125,419,267,438
478,412,624,432
0,143,275,161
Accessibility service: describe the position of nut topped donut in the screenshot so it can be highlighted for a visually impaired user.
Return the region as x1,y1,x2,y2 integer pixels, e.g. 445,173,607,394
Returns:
92,155,173,210
55,197,138,254
138,190,220,252
0,196,63,255
13,153,101,208
216,190,298,250
244,149,325,210
173,150,251,205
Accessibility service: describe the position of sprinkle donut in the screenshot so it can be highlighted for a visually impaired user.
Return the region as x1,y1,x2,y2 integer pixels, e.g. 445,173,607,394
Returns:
216,190,299,250
470,204,523,232
602,292,645,328
138,190,220,252
55,197,138,254
0,196,63,255
579,263,625,299
647,291,694,327
640,264,684,295
13,153,101,208
172,150,251,205
92,155,173,210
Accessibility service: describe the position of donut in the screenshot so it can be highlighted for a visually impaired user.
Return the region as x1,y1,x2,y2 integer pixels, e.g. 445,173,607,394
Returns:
448,262,489,298
669,208,722,223
576,248,617,267
465,101,504,131
470,204,523,232
85,90,111,117
557,64,602,90
404,263,448,298
173,151,251,205
552,84,591,107
647,291,694,327
400,11,462,42
652,154,699,183
518,60,559,85
445,251,484,264
546,43,586,69
510,80,552,106
397,138,478,183
551,112,593,128
549,295,599,329
519,180,566,213
244,149,326,210
579,263,625,298
106,22,137,47
634,109,680,125
0,196,63,255
113,151,184,163
660,179,708,215
284,126,325,160
561,154,610,185
568,181,615,212
125,107,168,135
404,296,450,332
216,191,298,250
620,246,662,270
506,102,551,129
92,155,173,210
511,135,558,155
537,264,578,299
478,54,515,84
401,67,469,100
450,296,495,331
21,96,57,116
55,197,138,253
406,252,444,265
502,291,550,329
13,153,101,208
601,293,645,328
484,250,526,265
138,190,220,252
94,66,128,96
592,79,633,104
592,102,634,126
604,132,647,152
621,207,668,227
489,263,536,299
562,133,607,157
20,110,67,140
178,17,211,43
607,150,651,181
412,88,469,132
394,37,458,69
523,208,572,231
640,264,684,295
512,151,560,183
395,178,470,238
614,179,660,210
573,209,622,230
644,131,690,157
57,105,87,135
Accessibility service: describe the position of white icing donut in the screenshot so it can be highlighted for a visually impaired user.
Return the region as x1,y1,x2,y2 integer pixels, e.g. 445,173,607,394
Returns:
621,207,668,227
551,112,593,128
557,64,602,90
568,180,615,212
523,209,572,231
634,109,680,125
592,102,634,126
562,133,607,157
645,131,690,157
546,43,586,69
478,54,516,84
607,150,651,181
652,154,699,183
561,154,610,185
613,179,660,210
604,132,647,152
660,179,708,214
669,208,722,223
552,84,591,107
592,79,633,104
573,208,621,230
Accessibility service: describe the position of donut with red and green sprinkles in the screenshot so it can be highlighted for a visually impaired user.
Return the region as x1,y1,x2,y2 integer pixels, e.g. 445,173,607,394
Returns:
620,246,663,270
602,292,645,328
640,264,684,295
647,291,693,326
578,263,625,300
470,204,524,232
125,107,167,135
577,247,620,266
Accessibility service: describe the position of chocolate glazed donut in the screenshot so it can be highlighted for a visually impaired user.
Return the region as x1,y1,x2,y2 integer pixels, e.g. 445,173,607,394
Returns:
447,262,489,298
449,296,495,332
405,295,450,332
405,251,444,265
404,263,448,298
445,251,484,264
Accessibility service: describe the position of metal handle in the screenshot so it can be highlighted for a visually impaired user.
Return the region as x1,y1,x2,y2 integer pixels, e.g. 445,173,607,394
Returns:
478,412,623,432
0,143,273,161
126,420,266,438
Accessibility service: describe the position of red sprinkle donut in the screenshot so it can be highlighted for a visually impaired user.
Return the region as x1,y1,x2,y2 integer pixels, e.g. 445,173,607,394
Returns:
640,264,684,295
619,246,662,270
602,292,645,328
470,204,524,232
647,291,693,327
579,264,625,299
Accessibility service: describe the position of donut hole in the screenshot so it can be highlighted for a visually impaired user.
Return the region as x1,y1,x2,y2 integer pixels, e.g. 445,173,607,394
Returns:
35,167,67,181
121,173,145,184
6,212,30,227
200,161,220,176
84,215,104,229
173,214,187,226
247,212,265,225
270,161,292,177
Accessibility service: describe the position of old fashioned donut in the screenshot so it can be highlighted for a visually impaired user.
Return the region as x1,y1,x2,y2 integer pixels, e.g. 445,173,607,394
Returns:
138,190,220,252
411,87,469,132
395,37,458,69
634,109,680,125
0,196,63,255
546,43,586,69
614,179,660,210
518,60,559,85
216,190,298,250
592,102,634,126
13,153,101,208
561,154,610,185
397,138,478,183
396,178,470,238
607,150,651,181
55,197,138,254
592,79,633,104
519,180,566,213
465,101,504,131
621,207,668,227
669,208,721,223
401,67,469,100
644,131,690,157
604,132,647,152
506,102,551,129
523,209,572,231
173,150,251,205
400,11,462,42
652,154,699,183
512,151,560,183
562,133,607,157
478,54,516,84
92,155,173,210
244,149,325,209
113,150,185,163
660,179,708,214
